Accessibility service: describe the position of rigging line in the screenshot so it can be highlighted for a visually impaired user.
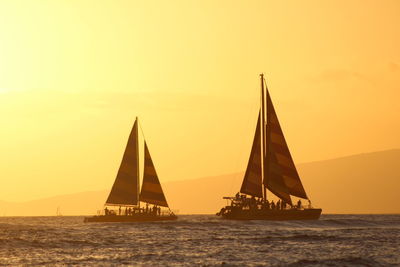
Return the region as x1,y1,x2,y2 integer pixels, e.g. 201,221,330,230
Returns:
262,75,268,90
138,118,159,170
137,117,147,142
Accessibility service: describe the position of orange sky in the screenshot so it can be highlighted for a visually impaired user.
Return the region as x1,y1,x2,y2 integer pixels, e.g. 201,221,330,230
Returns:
0,1,399,202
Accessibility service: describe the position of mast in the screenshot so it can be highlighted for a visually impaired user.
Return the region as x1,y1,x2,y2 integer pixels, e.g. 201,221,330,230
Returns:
260,74,267,201
136,117,140,209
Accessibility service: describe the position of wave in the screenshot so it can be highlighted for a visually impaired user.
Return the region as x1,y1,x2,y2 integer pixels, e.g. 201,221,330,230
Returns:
254,214,400,229
1,215,399,266
285,256,387,267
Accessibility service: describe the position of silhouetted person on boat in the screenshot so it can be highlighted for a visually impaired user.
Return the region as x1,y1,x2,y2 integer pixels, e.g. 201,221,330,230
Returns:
251,196,256,209
235,199,242,209
297,200,302,209
104,207,109,215
119,206,122,215
277,200,281,210
281,201,286,210
256,198,262,208
152,205,157,215
234,198,240,207
271,200,275,210
146,203,149,213
218,207,226,216
264,200,270,210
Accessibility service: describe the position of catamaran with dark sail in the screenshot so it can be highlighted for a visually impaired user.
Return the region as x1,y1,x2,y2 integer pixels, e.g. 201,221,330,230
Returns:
217,74,322,220
85,118,177,222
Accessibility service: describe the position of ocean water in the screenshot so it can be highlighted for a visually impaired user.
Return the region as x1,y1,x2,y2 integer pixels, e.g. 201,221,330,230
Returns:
0,215,399,266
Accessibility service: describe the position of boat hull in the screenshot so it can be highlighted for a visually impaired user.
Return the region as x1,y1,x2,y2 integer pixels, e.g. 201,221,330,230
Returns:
84,214,177,223
219,208,322,221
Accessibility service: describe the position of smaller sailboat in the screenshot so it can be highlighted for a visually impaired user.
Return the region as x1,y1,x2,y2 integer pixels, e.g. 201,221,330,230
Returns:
56,206,62,216
84,118,177,222
217,74,322,220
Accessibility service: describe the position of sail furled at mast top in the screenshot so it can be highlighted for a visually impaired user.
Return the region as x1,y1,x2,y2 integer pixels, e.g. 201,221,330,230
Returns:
264,91,308,203
106,119,139,205
140,142,169,207
240,112,263,198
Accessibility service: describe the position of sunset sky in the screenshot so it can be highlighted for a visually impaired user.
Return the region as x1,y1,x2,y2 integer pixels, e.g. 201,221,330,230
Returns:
1,1,399,202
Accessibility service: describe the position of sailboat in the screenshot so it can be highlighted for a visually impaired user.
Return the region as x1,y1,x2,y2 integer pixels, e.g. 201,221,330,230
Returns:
217,74,322,220
84,118,177,222
56,206,62,216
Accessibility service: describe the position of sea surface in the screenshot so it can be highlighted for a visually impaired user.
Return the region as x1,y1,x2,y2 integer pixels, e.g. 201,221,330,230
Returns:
0,214,399,266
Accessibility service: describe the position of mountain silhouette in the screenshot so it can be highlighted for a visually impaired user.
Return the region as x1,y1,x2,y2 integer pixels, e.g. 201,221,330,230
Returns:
1,149,399,216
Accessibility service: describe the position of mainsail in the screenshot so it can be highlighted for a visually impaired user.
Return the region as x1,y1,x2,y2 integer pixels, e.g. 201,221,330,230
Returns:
240,112,263,198
106,119,140,205
264,91,308,204
139,142,169,207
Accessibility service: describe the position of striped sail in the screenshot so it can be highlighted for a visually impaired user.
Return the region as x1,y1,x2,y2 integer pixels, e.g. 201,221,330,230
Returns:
106,119,139,205
140,142,169,207
264,91,308,204
240,112,263,198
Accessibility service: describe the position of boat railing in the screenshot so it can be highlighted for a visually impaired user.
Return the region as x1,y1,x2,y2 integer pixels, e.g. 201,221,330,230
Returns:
96,208,176,217
222,198,317,211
